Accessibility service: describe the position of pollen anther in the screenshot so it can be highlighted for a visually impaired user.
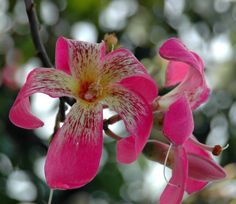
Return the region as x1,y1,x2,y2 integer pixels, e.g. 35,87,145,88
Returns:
212,145,222,156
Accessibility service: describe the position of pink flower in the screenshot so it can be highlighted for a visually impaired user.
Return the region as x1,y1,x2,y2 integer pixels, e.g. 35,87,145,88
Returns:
9,37,158,189
154,38,210,110
144,138,226,201
159,96,226,204
149,38,226,203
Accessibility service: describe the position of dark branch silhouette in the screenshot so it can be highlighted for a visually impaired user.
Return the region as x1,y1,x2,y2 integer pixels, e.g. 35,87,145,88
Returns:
24,0,53,68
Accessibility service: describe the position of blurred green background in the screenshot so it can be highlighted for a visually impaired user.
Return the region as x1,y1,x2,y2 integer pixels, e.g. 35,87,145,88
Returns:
0,0,236,203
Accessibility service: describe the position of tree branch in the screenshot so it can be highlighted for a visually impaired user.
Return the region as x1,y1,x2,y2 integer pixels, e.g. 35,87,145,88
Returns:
103,115,122,140
24,0,53,68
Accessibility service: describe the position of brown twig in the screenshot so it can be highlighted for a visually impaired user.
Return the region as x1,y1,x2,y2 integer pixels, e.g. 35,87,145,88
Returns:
103,115,122,140
104,128,122,141
105,114,121,125
24,0,53,68
62,96,76,106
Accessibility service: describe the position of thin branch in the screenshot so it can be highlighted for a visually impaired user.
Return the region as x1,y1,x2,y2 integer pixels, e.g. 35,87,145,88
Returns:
103,114,121,131
24,0,53,68
62,96,76,106
104,114,121,125
104,128,122,141
58,98,66,122
103,116,122,140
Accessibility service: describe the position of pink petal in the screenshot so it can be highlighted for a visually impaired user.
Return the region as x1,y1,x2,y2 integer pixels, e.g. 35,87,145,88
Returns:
45,102,103,189
117,136,136,163
118,75,158,104
55,37,71,75
100,48,148,86
165,61,189,87
160,146,188,204
184,138,226,181
104,86,152,164
9,68,74,129
159,38,200,70
159,38,210,109
56,36,106,77
163,96,193,145
185,137,210,158
9,97,44,129
187,153,226,181
190,51,204,73
194,85,210,109
185,178,208,194
178,65,210,110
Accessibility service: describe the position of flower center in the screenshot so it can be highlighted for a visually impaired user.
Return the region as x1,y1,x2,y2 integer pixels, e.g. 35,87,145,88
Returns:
79,81,103,102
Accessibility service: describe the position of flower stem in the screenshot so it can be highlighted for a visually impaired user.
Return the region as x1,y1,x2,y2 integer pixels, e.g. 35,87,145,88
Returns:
163,143,172,184
163,144,180,187
48,189,54,204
